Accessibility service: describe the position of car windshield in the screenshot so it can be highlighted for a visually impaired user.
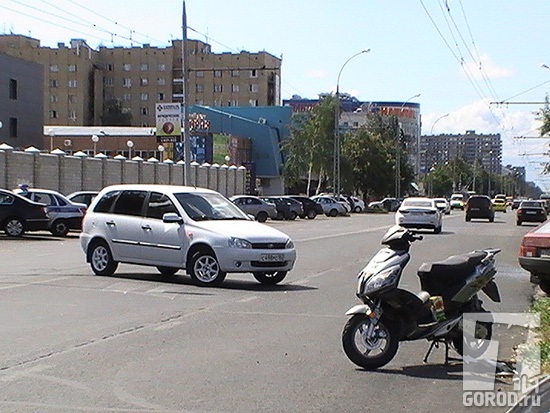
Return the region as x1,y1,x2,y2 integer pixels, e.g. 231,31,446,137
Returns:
403,200,433,208
174,192,249,221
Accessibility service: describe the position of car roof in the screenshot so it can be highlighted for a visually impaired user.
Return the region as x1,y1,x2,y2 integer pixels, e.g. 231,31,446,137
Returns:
99,184,219,195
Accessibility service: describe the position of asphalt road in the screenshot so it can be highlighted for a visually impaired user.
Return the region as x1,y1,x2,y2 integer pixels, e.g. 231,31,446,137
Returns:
0,209,538,412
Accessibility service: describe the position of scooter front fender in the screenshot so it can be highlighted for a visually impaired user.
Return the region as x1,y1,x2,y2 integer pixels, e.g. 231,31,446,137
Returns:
345,304,372,316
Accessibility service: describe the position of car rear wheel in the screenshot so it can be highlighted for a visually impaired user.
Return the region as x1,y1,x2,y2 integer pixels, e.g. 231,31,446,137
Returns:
288,211,298,220
434,225,442,234
252,271,287,285
354,206,362,213
465,216,471,222
516,220,522,226
256,211,268,222
188,250,226,286
306,209,317,219
329,208,338,217
50,219,70,237
539,281,550,295
157,266,179,276
89,240,118,276
4,217,25,237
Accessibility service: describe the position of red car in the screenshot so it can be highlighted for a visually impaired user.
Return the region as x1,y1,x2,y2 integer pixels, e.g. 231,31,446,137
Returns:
518,220,550,294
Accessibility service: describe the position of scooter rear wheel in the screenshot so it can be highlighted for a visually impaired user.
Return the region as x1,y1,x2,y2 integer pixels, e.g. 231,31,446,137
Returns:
451,310,492,357
342,314,399,370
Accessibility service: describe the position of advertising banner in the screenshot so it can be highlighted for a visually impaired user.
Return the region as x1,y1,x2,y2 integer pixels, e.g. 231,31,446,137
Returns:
155,103,181,143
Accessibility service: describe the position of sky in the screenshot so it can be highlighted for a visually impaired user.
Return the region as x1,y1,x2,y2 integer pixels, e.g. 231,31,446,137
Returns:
2,0,550,190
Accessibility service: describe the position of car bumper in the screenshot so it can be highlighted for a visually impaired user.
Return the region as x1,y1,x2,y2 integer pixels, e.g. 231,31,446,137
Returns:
517,214,547,222
216,248,297,273
396,216,440,229
519,256,550,278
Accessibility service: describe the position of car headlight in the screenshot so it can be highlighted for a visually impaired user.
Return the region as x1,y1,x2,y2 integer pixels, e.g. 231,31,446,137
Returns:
229,237,252,249
285,238,294,249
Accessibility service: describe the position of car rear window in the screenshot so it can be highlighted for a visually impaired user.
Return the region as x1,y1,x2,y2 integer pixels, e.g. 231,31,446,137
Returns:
403,200,432,208
94,190,120,213
468,197,490,207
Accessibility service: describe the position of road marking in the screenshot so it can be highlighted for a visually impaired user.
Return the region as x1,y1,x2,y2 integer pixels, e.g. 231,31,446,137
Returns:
0,276,69,290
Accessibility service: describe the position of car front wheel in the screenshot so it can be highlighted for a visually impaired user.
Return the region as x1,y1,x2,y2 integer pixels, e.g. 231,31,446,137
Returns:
329,209,338,217
89,241,118,276
252,271,287,285
50,219,69,237
306,209,317,219
256,211,268,222
188,250,226,286
4,217,25,237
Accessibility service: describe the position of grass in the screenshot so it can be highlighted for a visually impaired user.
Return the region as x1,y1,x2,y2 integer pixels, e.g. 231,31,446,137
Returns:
530,296,550,374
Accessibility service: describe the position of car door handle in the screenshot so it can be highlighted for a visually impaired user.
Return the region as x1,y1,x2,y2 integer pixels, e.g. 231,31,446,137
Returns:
141,225,152,231
106,221,116,226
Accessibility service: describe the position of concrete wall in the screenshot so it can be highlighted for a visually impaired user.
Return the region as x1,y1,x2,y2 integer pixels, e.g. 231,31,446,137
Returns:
0,150,246,195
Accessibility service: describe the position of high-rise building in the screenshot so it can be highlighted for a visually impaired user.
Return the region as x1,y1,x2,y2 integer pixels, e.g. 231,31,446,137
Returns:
419,130,502,175
0,34,282,128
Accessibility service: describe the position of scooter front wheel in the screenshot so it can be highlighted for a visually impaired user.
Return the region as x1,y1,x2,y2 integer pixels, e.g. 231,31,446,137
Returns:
342,314,399,370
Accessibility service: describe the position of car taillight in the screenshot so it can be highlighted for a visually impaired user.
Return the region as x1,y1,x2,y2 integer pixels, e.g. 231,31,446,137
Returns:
519,245,538,257
517,209,523,214
79,207,87,215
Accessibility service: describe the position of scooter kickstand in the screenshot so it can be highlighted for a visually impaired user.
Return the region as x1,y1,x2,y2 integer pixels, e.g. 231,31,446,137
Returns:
423,340,440,363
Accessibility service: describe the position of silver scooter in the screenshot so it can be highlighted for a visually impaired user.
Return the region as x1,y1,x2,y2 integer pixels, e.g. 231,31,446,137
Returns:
342,225,501,370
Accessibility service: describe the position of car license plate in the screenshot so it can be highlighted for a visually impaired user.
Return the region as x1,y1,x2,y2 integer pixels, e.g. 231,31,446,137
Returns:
540,249,550,258
261,253,284,262
526,211,536,214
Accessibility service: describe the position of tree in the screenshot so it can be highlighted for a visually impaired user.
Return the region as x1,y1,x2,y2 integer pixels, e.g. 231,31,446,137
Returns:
101,99,133,126
536,95,550,174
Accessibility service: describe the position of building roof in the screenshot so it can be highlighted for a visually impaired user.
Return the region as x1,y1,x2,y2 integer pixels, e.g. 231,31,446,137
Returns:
44,126,156,137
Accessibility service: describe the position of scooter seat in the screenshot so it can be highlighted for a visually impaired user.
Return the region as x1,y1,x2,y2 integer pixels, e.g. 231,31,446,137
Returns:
417,251,486,286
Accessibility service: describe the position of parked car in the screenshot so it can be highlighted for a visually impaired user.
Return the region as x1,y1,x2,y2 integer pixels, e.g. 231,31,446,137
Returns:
229,195,277,222
0,188,50,237
449,193,465,210
368,197,401,212
395,197,442,233
516,200,547,226
492,197,507,213
518,219,550,294
67,191,99,207
13,187,87,237
511,199,523,210
347,196,366,213
465,195,495,222
284,195,323,219
80,184,296,286
434,197,451,215
261,196,303,220
311,195,347,217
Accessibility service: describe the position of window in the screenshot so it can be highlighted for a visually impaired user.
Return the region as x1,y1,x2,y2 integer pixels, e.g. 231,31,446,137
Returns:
196,71,204,78
141,107,149,115
140,93,149,101
231,70,240,77
49,79,58,88
68,80,77,88
0,193,14,205
214,70,222,78
106,63,114,71
50,95,58,103
250,69,258,78
50,110,58,119
68,110,76,120
68,94,76,103
249,84,258,93
145,192,178,220
157,92,165,101
157,78,166,86
123,93,131,101
68,64,76,72
93,190,120,213
249,99,258,106
9,118,17,138
104,78,114,86
9,79,17,99
123,63,132,71
196,84,204,93
232,84,240,93
123,78,132,87
112,190,147,216
214,84,223,93
158,63,166,71
140,63,148,71
49,64,59,72
140,78,149,86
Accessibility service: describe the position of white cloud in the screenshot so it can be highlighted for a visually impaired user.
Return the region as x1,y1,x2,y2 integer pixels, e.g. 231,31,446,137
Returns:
463,53,513,80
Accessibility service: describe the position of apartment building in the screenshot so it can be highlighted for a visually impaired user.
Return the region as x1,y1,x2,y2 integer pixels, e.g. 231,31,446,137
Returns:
0,34,282,129
419,130,502,175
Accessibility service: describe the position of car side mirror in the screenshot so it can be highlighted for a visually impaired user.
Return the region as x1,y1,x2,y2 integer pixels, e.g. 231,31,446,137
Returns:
163,212,183,224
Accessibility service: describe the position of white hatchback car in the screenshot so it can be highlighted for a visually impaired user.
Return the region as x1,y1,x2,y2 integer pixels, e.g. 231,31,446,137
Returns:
80,184,296,286
395,197,442,234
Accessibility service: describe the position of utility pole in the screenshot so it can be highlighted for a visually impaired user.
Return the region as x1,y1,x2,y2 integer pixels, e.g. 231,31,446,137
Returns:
182,0,191,185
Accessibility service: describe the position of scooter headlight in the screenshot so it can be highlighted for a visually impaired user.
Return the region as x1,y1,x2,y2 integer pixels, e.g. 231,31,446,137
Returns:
364,265,401,293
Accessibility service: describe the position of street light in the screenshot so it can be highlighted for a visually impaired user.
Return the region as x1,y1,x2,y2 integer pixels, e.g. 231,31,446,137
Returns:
334,49,370,197
91,135,99,156
127,140,134,159
430,113,450,135
395,94,421,198
158,144,165,162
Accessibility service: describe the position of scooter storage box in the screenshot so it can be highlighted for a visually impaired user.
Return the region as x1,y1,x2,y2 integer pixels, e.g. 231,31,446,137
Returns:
417,251,485,297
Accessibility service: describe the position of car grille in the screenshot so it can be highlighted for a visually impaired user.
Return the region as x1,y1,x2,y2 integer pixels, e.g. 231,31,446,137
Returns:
251,242,287,249
251,261,288,268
